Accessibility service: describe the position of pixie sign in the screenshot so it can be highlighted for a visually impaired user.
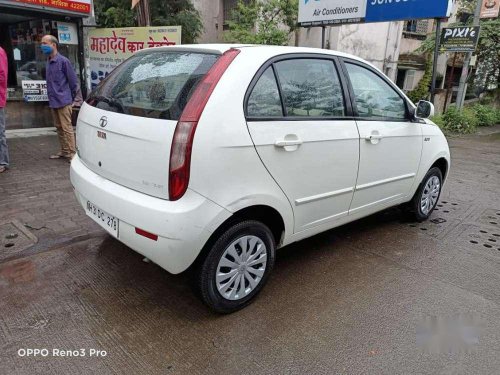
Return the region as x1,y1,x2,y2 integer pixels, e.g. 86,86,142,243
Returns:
299,0,453,26
440,26,481,52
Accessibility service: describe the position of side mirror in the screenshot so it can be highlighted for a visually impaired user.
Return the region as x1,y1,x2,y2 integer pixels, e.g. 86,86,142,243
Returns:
415,100,434,119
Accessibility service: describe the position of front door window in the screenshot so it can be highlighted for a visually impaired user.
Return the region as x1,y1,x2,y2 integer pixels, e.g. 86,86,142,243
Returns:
346,63,406,120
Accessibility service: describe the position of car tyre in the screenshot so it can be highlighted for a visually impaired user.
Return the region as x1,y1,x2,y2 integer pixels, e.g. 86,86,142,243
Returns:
195,220,276,314
410,167,443,222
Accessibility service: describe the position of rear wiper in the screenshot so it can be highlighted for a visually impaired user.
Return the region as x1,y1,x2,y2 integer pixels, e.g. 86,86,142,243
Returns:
92,95,126,114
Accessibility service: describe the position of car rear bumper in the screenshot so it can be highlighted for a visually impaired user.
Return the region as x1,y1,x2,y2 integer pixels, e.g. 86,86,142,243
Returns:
70,155,231,274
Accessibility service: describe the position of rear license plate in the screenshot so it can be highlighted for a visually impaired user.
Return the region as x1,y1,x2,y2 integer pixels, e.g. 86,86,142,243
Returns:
86,201,119,237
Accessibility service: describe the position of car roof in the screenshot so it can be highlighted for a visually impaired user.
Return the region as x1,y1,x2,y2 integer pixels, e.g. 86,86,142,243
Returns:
137,44,373,69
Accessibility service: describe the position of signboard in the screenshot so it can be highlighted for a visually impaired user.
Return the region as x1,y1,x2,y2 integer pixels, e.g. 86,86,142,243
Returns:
298,0,367,25
22,80,48,102
4,0,91,15
57,22,78,45
88,27,182,90
480,0,500,19
440,26,481,52
299,0,453,26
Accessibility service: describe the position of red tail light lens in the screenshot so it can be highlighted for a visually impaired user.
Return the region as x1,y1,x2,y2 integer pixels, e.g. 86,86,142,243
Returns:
168,48,241,201
169,121,197,200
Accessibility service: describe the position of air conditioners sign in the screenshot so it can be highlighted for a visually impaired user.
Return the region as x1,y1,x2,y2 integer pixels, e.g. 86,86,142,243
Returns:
299,0,454,26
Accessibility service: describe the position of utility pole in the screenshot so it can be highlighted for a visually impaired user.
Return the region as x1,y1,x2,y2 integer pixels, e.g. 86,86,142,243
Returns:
455,0,482,109
135,0,151,27
430,18,442,104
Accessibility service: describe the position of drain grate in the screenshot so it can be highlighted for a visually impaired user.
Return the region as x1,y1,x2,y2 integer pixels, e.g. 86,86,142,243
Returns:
449,224,500,254
407,217,460,240
0,220,38,261
477,209,500,228
434,200,465,216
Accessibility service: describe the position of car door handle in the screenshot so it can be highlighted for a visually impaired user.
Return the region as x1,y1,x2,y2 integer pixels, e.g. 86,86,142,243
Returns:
365,134,383,141
275,139,303,147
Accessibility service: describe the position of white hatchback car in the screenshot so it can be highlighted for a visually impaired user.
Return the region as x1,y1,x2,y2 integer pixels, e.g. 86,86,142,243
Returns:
71,44,450,313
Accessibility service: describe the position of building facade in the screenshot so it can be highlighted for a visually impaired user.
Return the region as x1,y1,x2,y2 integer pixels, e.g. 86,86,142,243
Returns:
0,0,91,129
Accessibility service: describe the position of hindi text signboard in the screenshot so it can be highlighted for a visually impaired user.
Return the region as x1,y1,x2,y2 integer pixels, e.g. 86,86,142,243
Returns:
88,26,182,90
4,0,91,15
22,80,48,102
440,26,481,52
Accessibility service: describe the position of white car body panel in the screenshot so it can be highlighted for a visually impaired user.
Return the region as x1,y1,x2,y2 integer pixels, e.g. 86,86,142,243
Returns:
70,156,232,274
247,119,359,232
70,44,450,275
76,103,175,199
350,119,423,214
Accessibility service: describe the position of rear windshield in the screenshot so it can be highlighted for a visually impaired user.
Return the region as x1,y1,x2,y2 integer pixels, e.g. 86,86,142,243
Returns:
87,51,219,120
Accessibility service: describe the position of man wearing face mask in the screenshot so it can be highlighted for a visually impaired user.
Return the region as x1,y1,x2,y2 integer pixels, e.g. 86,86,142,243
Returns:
41,35,78,160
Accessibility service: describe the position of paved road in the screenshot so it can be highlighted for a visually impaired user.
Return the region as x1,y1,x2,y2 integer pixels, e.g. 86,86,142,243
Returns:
1,129,499,374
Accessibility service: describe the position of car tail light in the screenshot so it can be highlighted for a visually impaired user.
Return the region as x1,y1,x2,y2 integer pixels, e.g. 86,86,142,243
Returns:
169,48,241,201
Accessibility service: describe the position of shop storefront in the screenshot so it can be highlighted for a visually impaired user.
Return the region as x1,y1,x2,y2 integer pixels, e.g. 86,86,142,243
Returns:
0,0,90,129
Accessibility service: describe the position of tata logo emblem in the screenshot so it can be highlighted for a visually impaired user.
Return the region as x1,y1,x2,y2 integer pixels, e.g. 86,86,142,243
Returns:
99,116,108,128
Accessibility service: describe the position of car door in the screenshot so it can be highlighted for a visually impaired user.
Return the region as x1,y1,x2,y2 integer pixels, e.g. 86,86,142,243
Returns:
245,56,360,233
341,60,423,215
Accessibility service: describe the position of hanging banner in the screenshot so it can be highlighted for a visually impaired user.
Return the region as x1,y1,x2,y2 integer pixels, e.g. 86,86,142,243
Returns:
88,26,182,90
480,0,500,19
299,0,453,26
440,26,481,52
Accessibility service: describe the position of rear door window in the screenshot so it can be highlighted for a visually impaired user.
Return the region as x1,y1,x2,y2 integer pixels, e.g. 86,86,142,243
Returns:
247,67,283,117
87,51,219,120
274,59,345,117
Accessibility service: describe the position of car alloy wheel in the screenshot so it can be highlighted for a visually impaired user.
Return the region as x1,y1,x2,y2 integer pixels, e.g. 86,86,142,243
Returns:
420,175,441,216
194,220,276,314
216,235,267,301
410,167,443,222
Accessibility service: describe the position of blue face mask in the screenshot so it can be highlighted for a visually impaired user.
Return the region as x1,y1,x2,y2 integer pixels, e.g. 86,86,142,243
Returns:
41,45,53,55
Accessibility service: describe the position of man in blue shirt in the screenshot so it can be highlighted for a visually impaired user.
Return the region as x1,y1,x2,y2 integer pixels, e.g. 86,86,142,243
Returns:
41,35,78,160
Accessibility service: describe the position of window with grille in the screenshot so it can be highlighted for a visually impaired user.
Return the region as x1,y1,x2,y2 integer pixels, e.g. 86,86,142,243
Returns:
403,20,429,40
405,20,418,33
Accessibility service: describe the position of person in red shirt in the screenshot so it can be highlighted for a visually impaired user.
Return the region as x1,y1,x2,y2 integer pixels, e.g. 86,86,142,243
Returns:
0,45,9,173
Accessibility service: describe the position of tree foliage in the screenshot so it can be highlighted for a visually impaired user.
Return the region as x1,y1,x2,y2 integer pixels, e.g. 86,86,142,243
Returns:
224,0,298,45
473,17,500,92
94,0,202,44
94,0,135,28
149,0,203,44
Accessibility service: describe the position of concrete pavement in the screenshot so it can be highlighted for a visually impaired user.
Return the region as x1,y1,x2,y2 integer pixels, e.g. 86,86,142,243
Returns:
1,128,499,374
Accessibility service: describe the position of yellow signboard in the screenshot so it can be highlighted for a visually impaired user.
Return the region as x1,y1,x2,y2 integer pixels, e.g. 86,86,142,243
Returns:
88,26,182,89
